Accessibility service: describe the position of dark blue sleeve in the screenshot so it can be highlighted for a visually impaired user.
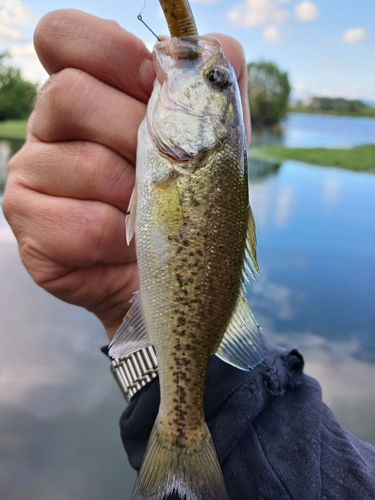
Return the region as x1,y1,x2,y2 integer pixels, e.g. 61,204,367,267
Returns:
119,342,375,499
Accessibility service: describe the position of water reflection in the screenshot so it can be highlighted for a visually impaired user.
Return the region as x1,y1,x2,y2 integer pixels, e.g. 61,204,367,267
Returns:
251,112,375,148
1,114,375,499
246,160,375,443
248,157,281,180
0,138,23,192
0,224,137,499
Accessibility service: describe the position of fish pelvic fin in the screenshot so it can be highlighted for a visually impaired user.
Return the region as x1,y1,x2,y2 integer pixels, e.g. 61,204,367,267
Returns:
125,184,138,245
108,291,151,359
132,424,228,500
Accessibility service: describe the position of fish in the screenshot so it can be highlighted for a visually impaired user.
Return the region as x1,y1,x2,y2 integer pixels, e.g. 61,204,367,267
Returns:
109,35,264,500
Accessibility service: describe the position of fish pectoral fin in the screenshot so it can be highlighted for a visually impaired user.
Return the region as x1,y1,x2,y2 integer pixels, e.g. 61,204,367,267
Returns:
242,206,259,284
108,291,151,359
132,424,228,500
125,185,138,245
215,291,265,371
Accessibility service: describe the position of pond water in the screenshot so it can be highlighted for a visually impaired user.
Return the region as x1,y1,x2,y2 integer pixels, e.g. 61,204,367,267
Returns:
1,113,375,499
252,112,375,148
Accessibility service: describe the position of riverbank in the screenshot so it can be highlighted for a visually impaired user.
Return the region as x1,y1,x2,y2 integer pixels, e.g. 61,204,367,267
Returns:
249,144,375,174
0,120,27,140
289,107,375,118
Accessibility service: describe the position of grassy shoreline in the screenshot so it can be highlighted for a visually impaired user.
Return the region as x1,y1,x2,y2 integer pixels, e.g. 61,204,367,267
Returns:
249,144,375,174
289,107,375,118
0,119,27,140
1,119,374,174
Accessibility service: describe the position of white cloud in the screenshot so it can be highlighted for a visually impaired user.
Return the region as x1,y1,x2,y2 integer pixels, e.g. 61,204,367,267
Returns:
8,41,47,85
228,0,290,27
295,1,319,23
20,59,48,85
342,28,366,44
9,40,34,58
263,26,284,43
0,2,45,84
0,0,35,43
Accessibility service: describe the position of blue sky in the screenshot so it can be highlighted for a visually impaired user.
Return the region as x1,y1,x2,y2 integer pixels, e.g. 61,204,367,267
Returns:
1,0,374,101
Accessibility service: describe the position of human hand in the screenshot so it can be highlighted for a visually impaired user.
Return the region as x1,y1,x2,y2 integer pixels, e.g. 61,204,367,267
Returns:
3,9,250,340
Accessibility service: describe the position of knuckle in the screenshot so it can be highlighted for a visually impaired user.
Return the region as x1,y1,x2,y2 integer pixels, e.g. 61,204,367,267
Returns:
17,237,52,288
84,202,124,260
2,168,24,225
36,68,90,124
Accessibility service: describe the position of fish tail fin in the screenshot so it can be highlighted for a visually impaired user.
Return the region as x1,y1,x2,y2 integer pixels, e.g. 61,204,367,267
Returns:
132,424,228,500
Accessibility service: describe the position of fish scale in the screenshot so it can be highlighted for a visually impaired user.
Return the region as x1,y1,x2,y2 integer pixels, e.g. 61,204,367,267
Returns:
109,35,264,500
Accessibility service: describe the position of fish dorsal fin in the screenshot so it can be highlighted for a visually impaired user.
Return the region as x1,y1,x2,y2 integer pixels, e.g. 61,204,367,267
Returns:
215,291,264,371
125,185,138,245
108,291,151,359
242,206,259,284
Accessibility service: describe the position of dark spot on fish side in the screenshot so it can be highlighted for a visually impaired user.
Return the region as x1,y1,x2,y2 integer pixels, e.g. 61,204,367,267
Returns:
177,316,186,326
176,274,183,288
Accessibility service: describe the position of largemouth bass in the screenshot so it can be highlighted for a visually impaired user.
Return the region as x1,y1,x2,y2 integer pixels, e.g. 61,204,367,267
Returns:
109,35,264,500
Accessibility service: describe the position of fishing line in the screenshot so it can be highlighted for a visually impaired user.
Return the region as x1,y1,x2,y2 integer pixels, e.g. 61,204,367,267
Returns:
137,0,161,42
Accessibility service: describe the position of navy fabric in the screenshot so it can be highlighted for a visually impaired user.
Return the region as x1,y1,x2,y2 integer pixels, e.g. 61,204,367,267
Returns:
119,341,375,499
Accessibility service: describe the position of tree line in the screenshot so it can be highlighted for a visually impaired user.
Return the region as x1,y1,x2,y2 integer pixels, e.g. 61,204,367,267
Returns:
10,52,374,128
0,52,291,129
0,53,37,121
291,96,375,118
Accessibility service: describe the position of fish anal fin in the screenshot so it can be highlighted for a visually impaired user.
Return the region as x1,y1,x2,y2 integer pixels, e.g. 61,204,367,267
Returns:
216,292,264,371
132,424,228,500
242,206,259,284
125,186,138,245
108,291,151,359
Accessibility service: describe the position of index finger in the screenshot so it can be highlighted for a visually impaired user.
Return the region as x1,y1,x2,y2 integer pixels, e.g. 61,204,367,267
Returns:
34,9,155,103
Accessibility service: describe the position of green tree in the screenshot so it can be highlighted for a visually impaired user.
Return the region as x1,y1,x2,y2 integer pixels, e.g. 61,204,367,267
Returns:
0,52,37,121
247,61,291,128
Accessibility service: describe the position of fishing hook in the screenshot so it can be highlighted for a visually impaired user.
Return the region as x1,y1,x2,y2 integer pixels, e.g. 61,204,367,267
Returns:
137,2,161,42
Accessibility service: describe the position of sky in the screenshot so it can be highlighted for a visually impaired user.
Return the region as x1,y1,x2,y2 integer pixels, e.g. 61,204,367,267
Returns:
0,0,374,102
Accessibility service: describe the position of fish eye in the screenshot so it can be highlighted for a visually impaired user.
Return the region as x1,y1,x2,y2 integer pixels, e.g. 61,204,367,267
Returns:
206,67,231,89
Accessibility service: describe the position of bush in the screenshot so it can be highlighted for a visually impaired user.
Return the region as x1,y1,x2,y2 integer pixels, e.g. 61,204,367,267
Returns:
0,53,37,121
247,61,291,128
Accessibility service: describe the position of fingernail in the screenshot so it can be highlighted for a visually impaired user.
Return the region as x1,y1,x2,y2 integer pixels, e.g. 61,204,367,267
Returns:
139,58,155,97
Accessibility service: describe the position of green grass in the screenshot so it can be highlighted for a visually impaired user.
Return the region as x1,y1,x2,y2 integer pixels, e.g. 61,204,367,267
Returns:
249,144,375,174
289,106,375,118
0,119,27,140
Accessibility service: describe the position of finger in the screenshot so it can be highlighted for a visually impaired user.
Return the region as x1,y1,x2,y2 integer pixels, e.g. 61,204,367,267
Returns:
8,141,135,214
209,34,251,144
3,185,135,269
31,68,145,163
34,9,155,102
